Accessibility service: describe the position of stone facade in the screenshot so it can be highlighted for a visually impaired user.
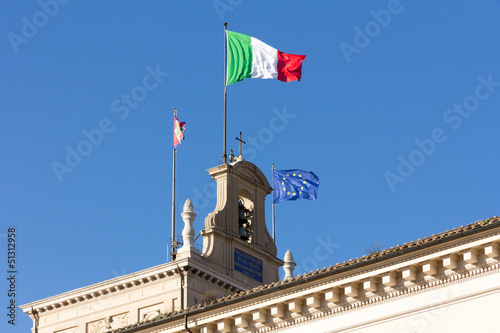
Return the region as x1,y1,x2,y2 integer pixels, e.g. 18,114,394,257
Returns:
20,160,500,332
105,218,500,332
20,160,283,333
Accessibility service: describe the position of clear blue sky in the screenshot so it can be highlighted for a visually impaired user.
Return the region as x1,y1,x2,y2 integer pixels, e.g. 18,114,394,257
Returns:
2,1,500,331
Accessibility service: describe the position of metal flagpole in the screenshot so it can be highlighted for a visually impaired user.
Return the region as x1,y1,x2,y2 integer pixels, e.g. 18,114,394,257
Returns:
223,22,228,164
171,108,177,260
272,163,276,241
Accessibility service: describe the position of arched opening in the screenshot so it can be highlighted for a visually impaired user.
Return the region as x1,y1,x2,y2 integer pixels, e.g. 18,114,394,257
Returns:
237,190,254,243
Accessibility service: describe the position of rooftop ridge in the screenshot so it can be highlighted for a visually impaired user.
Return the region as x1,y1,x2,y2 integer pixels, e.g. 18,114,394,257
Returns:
343,216,500,267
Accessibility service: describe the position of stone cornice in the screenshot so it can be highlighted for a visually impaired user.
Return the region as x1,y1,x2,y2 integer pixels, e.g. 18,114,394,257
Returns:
185,261,246,292
262,265,500,333
201,226,283,266
19,257,244,316
20,260,182,316
115,263,500,333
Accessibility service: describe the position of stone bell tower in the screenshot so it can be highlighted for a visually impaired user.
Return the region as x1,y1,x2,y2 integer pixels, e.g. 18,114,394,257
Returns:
19,159,284,333
200,159,283,288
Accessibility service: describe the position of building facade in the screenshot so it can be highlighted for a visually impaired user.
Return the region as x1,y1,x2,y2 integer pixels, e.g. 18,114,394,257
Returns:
21,160,500,332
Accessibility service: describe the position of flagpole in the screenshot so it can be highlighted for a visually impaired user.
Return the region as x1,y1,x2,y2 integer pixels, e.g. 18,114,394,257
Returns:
171,108,177,261
272,163,276,241
223,22,228,164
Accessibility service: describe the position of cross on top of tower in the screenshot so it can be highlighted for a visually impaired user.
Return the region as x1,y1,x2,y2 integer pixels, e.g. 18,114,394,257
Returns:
235,131,246,157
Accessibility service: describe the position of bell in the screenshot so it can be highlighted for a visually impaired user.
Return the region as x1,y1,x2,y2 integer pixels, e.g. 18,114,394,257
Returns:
239,223,248,240
238,198,247,219
239,208,247,220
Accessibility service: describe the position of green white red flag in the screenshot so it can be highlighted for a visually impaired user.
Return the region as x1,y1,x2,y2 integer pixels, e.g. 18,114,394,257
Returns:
226,30,306,86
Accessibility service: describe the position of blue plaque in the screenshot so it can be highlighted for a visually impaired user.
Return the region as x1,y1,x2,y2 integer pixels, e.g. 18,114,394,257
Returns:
234,248,263,282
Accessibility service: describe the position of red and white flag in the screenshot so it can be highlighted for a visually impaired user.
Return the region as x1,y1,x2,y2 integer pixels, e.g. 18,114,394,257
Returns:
173,117,185,149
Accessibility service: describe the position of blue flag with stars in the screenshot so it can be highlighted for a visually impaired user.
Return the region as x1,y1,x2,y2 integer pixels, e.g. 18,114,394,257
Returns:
272,169,320,204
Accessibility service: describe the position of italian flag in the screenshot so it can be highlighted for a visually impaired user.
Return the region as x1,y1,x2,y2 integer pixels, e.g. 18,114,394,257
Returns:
226,30,306,86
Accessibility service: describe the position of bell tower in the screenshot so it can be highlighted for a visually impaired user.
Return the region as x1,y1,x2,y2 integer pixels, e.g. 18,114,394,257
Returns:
18,159,286,332
200,159,282,288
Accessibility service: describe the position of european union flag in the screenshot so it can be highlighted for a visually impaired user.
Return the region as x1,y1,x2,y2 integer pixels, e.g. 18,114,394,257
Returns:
272,169,320,204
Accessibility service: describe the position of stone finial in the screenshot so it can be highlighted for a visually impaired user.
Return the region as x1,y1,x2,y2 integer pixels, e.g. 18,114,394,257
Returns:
177,198,199,257
183,198,194,213
283,249,296,280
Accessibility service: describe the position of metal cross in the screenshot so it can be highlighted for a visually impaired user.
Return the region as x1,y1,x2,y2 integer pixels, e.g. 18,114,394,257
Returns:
235,132,246,156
